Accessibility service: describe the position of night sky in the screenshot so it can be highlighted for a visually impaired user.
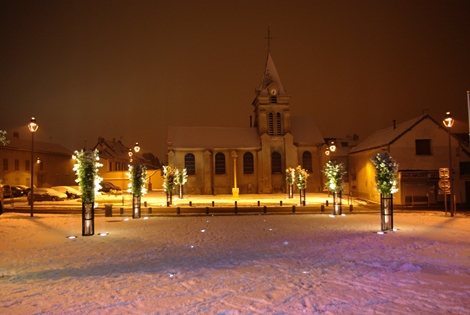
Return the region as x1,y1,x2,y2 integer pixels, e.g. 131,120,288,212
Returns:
1,0,470,162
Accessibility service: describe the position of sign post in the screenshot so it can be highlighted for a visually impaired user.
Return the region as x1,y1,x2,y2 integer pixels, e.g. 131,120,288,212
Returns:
439,168,450,215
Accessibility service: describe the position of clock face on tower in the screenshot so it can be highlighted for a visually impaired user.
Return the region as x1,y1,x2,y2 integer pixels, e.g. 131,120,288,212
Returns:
270,89,277,96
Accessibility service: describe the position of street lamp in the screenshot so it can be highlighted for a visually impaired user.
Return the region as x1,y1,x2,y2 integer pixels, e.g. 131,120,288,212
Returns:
443,111,454,216
28,117,38,217
131,142,142,219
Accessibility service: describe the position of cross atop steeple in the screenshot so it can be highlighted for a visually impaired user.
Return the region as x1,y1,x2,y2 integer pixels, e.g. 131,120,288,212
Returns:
265,27,272,53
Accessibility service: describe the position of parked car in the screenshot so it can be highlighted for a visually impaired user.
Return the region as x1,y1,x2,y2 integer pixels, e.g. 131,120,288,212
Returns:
99,181,122,193
2,185,13,198
11,185,29,197
52,186,82,199
28,188,67,201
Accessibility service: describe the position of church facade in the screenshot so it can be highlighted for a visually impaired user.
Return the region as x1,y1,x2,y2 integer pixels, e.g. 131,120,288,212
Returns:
167,53,328,195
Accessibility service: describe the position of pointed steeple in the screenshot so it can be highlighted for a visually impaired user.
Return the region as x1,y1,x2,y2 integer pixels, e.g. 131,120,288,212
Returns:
256,53,287,97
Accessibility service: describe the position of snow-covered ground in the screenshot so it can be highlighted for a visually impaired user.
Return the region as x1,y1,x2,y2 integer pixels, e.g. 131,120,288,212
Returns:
1,211,469,314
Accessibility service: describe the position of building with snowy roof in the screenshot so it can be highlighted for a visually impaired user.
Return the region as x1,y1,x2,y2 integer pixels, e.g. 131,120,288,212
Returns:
167,53,328,195
349,114,470,205
0,132,75,189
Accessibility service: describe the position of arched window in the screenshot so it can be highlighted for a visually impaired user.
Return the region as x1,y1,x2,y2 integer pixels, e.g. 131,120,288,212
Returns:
185,153,195,175
243,152,254,174
302,151,313,172
271,151,282,174
276,112,282,135
215,152,226,175
268,113,274,136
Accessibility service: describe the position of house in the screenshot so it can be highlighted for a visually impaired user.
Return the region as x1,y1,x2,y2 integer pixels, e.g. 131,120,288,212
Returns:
324,135,359,194
0,133,75,188
93,137,163,191
348,115,470,205
167,53,328,195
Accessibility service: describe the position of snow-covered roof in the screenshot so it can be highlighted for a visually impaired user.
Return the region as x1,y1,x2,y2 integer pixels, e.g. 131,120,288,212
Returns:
2,137,72,156
255,53,287,97
93,137,132,160
168,126,261,150
291,116,325,145
350,115,442,153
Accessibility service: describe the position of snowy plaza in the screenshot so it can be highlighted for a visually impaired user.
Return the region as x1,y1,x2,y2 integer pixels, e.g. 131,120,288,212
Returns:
1,196,469,314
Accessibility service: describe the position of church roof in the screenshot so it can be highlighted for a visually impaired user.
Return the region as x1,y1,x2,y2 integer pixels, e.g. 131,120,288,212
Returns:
291,116,325,145
168,126,261,150
256,53,287,97
349,114,443,153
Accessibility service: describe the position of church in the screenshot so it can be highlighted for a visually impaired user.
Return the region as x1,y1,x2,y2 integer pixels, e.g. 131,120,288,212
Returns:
167,52,328,195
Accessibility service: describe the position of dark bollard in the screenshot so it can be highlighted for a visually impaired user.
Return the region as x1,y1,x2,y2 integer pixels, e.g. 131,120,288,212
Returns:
257,200,260,207
303,200,306,206
177,207,180,215
321,205,325,212
105,204,113,217
189,201,192,206
235,201,238,214
206,207,209,215
167,201,170,207
120,207,124,215
292,205,296,213
148,207,152,214
144,201,147,207
350,205,353,212
212,201,215,207
326,200,329,207
263,205,267,214
280,200,283,206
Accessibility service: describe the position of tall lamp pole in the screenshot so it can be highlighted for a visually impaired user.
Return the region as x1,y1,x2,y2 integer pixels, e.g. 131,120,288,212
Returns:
28,117,39,217
443,112,455,216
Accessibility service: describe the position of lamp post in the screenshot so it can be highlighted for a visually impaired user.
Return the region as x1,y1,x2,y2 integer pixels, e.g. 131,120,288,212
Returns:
443,112,455,216
28,117,38,217
131,142,142,219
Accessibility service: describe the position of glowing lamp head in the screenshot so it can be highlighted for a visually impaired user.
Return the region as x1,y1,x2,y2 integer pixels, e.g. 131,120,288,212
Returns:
28,117,38,133
443,112,454,128
329,141,336,152
134,142,140,153
128,149,133,157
